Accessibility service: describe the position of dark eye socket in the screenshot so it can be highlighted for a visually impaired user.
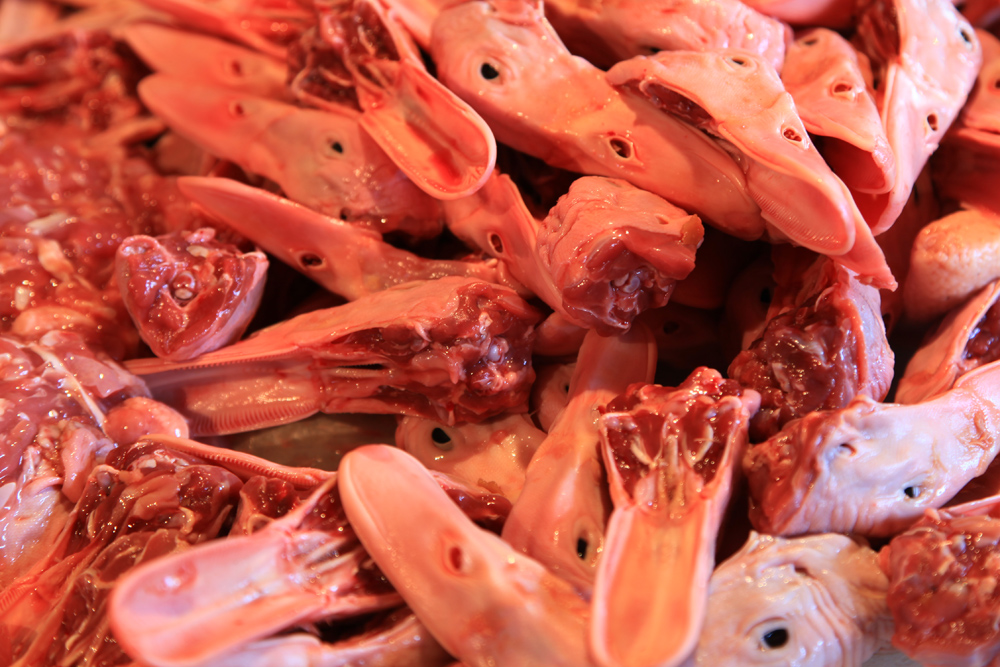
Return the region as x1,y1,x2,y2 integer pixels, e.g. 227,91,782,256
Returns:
480,62,500,80
762,628,789,649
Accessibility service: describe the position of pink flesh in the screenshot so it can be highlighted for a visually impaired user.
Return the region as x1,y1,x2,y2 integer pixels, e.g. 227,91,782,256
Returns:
853,0,982,234
447,173,702,334
199,611,452,667
933,30,1000,216
396,412,545,502
338,445,596,667
109,474,400,667
883,499,1000,665
898,280,1000,404
960,30,1000,135
134,0,311,59
115,227,267,361
606,49,893,289
429,0,763,241
502,325,657,594
537,176,703,334
782,28,895,194
593,370,758,667
177,177,499,300
125,277,540,434
103,397,190,445
318,0,497,199
137,75,444,238
121,23,289,99
443,172,563,306
740,0,855,27
3,440,246,666
902,208,1000,322
728,250,893,441
696,532,891,664
744,361,1000,536
544,0,789,71
875,167,939,334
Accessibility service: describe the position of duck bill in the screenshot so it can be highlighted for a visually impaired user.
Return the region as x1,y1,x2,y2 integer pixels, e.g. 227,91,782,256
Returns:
122,23,288,99
108,477,401,667
356,58,496,199
138,74,347,182
177,177,377,300
591,499,718,667
136,0,290,59
339,445,592,667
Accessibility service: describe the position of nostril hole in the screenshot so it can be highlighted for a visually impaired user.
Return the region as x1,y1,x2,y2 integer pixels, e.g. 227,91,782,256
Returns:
832,82,852,94
927,113,939,132
728,56,747,66
960,27,973,45
229,101,245,117
339,208,350,221
226,59,243,77
446,545,466,573
802,37,818,46
300,253,323,268
488,233,504,254
480,62,500,80
783,127,803,142
609,137,632,159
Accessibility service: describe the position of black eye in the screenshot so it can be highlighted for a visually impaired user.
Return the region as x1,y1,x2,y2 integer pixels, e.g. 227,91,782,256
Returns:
762,628,788,649
904,485,920,499
480,62,500,80
431,427,451,446
576,538,588,560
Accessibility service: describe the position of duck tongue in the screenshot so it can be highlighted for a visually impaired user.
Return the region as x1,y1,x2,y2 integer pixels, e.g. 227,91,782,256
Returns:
592,370,758,667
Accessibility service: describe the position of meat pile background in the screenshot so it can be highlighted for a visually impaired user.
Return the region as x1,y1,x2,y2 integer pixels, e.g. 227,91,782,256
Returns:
1,0,999,665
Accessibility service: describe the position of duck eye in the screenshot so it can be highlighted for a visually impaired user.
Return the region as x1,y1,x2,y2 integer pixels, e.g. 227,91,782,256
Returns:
762,628,789,649
431,427,453,450
480,62,500,80
904,485,920,499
